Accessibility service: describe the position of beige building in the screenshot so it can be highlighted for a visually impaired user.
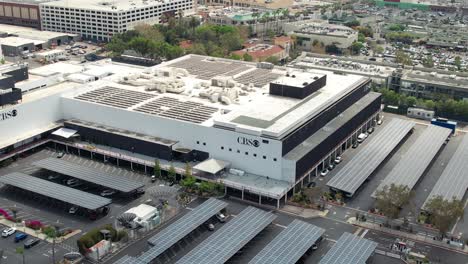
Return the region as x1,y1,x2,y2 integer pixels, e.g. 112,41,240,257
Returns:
284,19,358,50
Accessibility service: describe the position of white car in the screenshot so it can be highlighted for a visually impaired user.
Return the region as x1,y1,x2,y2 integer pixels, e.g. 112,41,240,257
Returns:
320,169,329,177
66,178,80,186
69,206,78,214
1,227,16,237
216,213,226,223
377,116,384,125
334,156,342,164
100,189,116,197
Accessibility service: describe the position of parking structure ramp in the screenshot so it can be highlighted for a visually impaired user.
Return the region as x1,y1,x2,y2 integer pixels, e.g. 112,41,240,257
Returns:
176,206,276,264
326,118,415,197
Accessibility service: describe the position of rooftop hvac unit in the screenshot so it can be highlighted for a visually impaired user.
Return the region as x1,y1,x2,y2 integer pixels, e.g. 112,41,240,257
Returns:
229,168,245,177
257,62,274,70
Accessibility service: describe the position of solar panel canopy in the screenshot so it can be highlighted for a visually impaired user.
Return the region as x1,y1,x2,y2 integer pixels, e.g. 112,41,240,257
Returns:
75,86,155,109
139,198,227,263
249,220,325,264
32,158,144,193
113,255,143,264
176,206,276,264
0,172,111,210
422,134,468,210
327,118,415,196
374,125,451,196
319,232,377,264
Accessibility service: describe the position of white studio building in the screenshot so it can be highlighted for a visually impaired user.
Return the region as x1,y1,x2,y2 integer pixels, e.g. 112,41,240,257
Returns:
0,55,381,207
39,0,196,42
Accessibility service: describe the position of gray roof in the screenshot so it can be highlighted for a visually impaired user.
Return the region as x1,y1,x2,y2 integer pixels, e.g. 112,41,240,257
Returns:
422,134,468,209
319,232,377,264
176,206,276,264
373,125,451,196
285,92,381,161
249,220,325,264
327,118,415,196
32,158,144,193
140,198,227,263
0,172,111,210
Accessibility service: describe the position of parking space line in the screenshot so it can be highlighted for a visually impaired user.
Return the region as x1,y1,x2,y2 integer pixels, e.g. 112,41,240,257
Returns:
99,164,105,170
123,171,129,177
111,167,116,173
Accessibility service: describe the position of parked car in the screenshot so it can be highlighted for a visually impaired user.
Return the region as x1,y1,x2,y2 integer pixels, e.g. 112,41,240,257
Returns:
66,178,80,186
307,181,316,188
328,163,335,170
2,227,16,237
14,233,27,243
48,175,60,181
334,156,342,164
357,133,367,143
24,238,40,249
151,175,156,183
207,223,215,231
215,213,226,223
69,206,78,214
100,189,116,197
367,127,375,134
57,152,65,158
320,169,329,177
352,142,359,148
377,116,384,125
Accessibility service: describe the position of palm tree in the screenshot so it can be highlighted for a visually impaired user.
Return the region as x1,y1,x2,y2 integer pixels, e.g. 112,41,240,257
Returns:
252,12,259,36
261,12,270,38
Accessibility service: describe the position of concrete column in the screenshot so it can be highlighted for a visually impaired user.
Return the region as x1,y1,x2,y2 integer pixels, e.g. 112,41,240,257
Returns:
65,145,68,153
130,162,133,170
241,188,244,200
301,178,304,189
315,166,318,176
308,172,311,182
259,195,262,205
116,158,119,166
144,165,147,174
285,193,287,203
224,186,227,195
78,148,80,156
90,151,93,159
277,199,280,209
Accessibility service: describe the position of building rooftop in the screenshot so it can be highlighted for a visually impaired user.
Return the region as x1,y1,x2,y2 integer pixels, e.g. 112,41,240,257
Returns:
286,19,357,37
58,55,369,138
0,36,41,47
41,0,183,11
0,0,56,4
232,44,284,60
0,24,76,40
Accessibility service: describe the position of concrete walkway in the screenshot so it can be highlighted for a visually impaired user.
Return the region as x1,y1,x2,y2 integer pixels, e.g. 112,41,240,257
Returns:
279,205,328,219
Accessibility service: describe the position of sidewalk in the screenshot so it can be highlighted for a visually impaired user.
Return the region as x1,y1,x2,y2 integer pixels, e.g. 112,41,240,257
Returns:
348,217,468,255
279,205,328,219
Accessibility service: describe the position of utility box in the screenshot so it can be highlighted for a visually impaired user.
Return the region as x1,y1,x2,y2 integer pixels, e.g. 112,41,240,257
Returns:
431,117,457,134
407,107,434,121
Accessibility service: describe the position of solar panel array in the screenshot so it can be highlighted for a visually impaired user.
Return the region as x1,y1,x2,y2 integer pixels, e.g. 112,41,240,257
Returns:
139,198,228,263
113,255,143,264
176,206,276,264
75,86,155,109
327,118,415,196
0,173,111,210
422,134,468,210
32,158,144,193
249,220,325,264
374,125,451,197
234,68,282,87
134,96,218,124
319,232,377,264
167,56,250,80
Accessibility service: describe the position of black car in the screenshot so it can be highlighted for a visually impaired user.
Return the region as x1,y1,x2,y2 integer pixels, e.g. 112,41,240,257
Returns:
24,238,40,249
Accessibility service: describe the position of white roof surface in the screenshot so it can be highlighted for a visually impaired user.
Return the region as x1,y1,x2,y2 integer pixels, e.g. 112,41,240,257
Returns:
51,127,77,138
41,0,182,11
193,158,231,174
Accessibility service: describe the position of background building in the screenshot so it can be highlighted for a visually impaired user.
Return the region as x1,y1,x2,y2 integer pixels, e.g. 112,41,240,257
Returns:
0,0,55,29
39,0,196,42
283,20,358,51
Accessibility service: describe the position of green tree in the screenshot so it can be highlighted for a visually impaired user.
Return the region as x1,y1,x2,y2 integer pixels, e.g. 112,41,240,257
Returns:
374,184,412,219
220,30,243,53
395,50,412,65
265,56,279,65
358,33,366,43
180,175,196,189
243,53,253,61
423,54,434,68
229,53,242,60
344,20,360,28
351,42,364,55
424,196,464,237
380,88,400,105
312,39,319,47
16,247,25,264
454,56,462,70
375,45,384,54
129,37,155,56
167,164,176,183
406,96,417,107
134,24,164,42
184,163,192,178
358,26,373,38
388,24,406,31
154,159,161,179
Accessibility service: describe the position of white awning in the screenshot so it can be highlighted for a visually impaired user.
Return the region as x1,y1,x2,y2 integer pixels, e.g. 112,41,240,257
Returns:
193,159,231,175
52,128,78,139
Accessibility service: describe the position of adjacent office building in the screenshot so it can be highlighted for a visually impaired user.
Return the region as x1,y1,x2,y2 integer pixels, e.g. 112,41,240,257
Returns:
39,0,196,41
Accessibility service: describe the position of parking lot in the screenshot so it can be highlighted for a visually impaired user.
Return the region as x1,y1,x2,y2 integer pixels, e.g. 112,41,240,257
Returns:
0,147,163,261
